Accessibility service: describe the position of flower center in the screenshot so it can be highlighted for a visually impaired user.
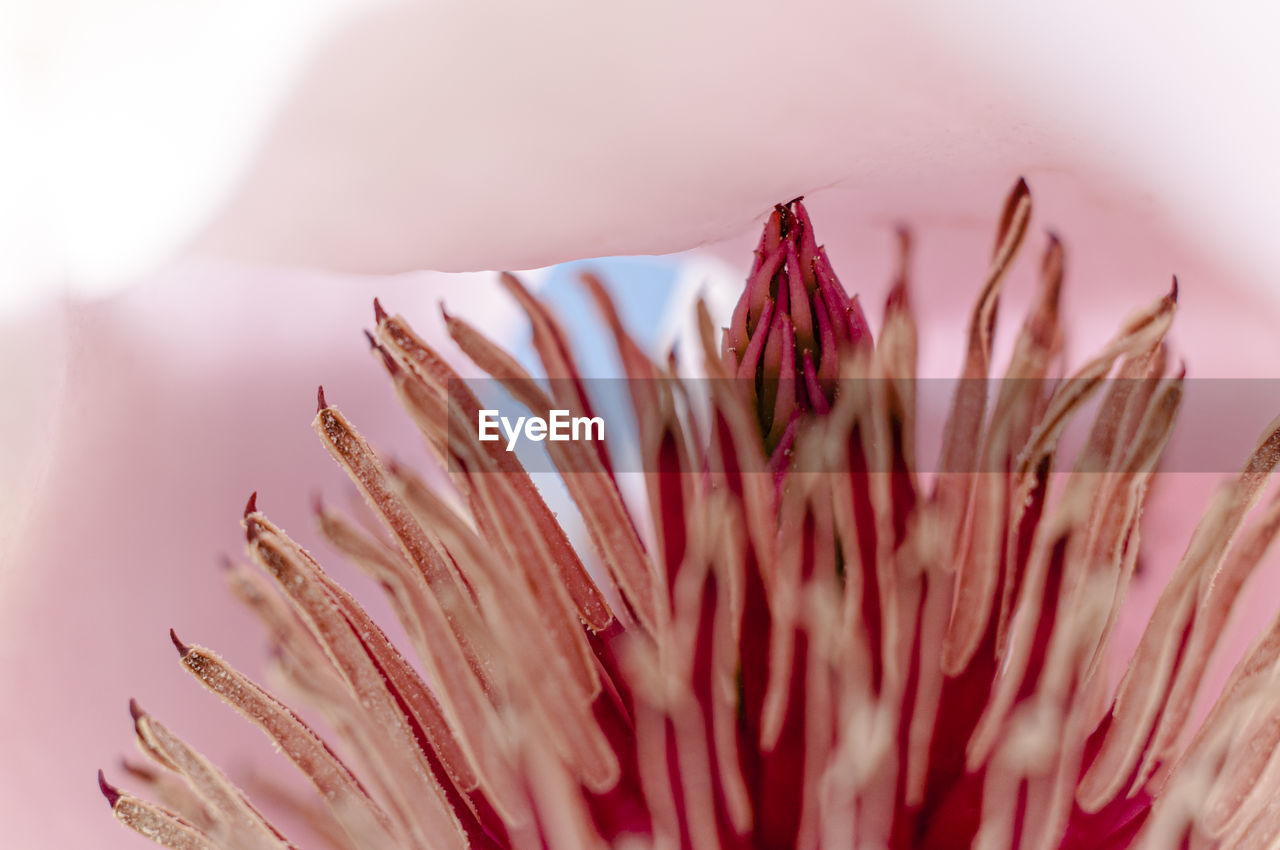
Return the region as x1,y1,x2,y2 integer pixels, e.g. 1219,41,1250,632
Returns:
723,199,871,451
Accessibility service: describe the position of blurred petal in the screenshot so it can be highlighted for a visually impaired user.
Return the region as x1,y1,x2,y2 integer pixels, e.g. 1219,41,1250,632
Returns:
195,0,1280,318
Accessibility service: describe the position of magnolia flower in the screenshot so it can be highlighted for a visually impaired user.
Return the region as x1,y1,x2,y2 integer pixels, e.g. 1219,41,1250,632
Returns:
95,184,1280,849
7,8,1280,849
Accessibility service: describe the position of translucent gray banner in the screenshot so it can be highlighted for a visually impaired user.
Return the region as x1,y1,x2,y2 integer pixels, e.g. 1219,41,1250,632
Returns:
444,378,1280,474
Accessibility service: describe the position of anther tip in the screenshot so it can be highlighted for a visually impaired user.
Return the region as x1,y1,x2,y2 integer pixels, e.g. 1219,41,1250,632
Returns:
317,386,328,413
169,628,189,657
373,298,388,323
244,491,258,518
128,697,144,722
98,770,121,808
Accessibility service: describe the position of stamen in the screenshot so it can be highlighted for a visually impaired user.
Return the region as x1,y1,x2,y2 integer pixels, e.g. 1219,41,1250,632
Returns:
175,639,404,849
